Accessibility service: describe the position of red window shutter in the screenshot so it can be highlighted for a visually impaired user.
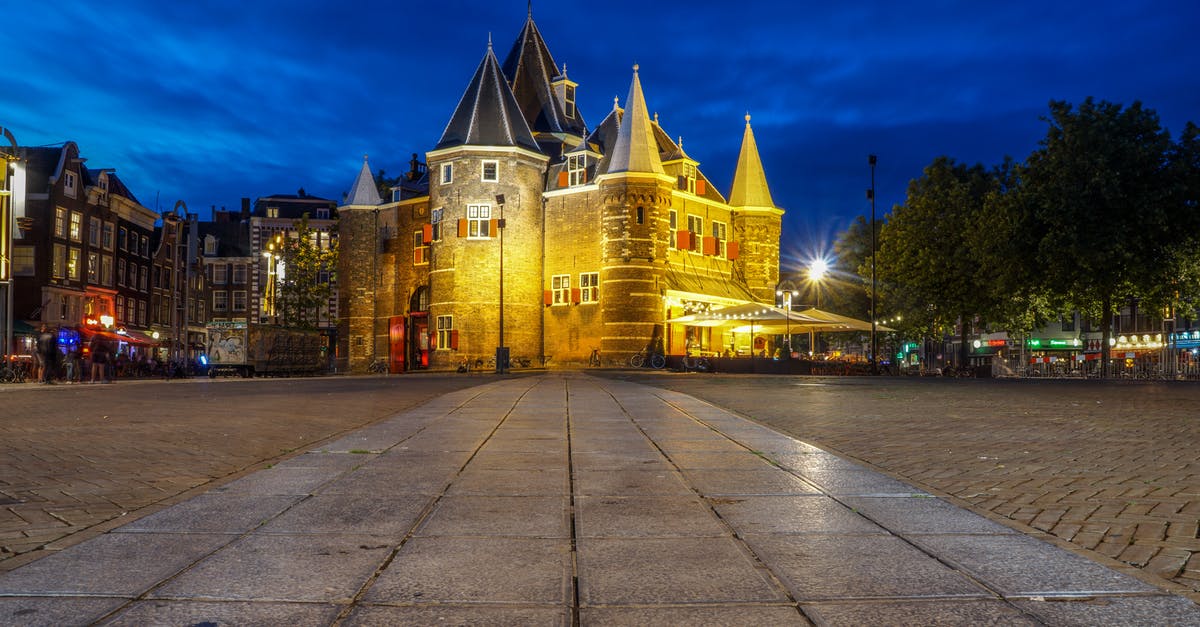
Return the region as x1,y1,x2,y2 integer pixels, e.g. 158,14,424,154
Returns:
457,218,468,238
675,230,690,250
450,330,459,350
571,288,581,304
422,223,433,244
413,249,422,264
696,179,706,196
544,290,553,305
726,241,740,260
558,171,569,187
489,218,499,236
429,330,437,349
702,236,718,256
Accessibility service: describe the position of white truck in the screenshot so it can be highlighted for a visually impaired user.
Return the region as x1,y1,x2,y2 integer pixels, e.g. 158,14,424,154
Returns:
204,321,324,378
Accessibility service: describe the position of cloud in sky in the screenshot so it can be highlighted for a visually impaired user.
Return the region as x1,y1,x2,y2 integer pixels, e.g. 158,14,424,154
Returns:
5,0,1198,263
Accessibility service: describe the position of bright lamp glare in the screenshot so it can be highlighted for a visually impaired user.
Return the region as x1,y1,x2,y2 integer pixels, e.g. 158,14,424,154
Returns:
808,258,828,282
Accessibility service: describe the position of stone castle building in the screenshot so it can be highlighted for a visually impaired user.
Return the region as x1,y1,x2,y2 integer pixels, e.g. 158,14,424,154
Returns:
337,12,782,373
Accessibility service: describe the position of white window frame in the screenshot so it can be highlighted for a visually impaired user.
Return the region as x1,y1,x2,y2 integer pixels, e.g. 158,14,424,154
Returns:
467,204,492,239
266,206,279,218
686,215,703,252
233,290,247,312
711,220,728,258
213,264,228,284
213,290,228,312
64,171,77,198
101,255,112,286
204,236,217,256
87,252,99,283
52,243,65,278
117,258,126,286
89,217,100,247
436,315,453,350
232,263,247,284
118,226,128,251
139,266,148,291
564,84,576,119
481,160,498,182
682,162,697,194
441,162,453,185
551,274,570,305
102,222,114,250
580,272,599,303
431,207,443,242
567,154,586,186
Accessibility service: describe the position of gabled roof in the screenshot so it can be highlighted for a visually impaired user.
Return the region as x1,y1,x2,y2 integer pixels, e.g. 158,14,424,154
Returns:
89,168,141,205
343,154,382,206
606,65,664,175
728,114,775,208
435,41,540,153
197,220,252,257
501,14,587,137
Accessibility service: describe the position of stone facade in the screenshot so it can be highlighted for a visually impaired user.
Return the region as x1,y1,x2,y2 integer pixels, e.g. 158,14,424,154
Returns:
336,12,783,372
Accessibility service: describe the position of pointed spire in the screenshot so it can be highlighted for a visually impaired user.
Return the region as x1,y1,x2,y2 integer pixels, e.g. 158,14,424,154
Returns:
436,42,539,152
501,10,586,136
728,113,775,208
607,64,664,175
344,154,382,206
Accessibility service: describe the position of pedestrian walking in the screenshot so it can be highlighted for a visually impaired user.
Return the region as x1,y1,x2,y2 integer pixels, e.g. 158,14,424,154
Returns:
65,347,81,384
89,335,110,383
37,325,58,385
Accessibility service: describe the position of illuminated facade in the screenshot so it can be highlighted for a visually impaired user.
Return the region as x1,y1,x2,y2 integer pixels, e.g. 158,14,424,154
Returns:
337,12,783,372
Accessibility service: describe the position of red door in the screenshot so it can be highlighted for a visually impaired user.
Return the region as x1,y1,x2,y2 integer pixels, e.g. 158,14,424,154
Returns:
388,316,406,374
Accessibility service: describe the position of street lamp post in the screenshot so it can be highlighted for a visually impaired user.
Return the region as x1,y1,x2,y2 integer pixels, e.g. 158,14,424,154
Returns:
495,194,507,374
776,288,797,358
868,154,878,374
808,259,827,356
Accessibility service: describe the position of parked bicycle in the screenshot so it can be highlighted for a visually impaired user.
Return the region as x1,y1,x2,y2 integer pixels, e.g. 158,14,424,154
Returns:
630,348,666,369
588,347,601,367
0,360,29,384
367,360,389,374
679,352,712,373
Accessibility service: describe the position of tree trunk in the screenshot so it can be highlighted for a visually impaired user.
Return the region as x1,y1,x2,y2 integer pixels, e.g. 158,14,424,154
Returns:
1100,294,1112,379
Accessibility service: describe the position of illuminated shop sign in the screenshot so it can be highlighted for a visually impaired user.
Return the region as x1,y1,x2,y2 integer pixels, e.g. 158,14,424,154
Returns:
1025,338,1081,349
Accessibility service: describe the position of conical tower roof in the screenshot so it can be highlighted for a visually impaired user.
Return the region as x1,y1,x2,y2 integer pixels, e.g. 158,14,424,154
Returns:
436,41,540,152
501,12,586,136
728,114,775,208
607,65,664,175
343,154,382,206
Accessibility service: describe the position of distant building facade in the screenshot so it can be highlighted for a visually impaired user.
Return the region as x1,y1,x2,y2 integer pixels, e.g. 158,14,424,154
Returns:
337,12,783,373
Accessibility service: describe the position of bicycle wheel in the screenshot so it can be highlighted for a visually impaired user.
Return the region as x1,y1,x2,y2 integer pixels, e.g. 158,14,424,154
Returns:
650,354,666,369
630,353,645,368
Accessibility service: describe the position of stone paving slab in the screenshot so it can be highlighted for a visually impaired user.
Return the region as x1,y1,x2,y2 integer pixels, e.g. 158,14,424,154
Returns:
2,373,1200,625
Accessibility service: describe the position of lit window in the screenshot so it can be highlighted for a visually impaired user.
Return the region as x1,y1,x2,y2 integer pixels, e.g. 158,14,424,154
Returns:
580,272,599,303
267,206,279,218
467,204,491,238
686,215,703,251
413,230,430,265
55,207,67,238
436,315,454,350
68,248,80,281
481,160,498,182
53,244,66,278
69,212,82,241
552,274,570,305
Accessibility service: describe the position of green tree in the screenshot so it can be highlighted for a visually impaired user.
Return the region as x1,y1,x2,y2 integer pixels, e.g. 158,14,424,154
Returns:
1021,99,1180,376
876,157,1002,366
274,215,338,330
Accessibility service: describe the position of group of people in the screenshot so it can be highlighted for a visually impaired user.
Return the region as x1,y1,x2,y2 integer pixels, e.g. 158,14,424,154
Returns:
36,325,116,384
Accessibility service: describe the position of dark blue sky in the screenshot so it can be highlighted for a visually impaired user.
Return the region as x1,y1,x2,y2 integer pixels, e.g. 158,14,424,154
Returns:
7,1,1198,269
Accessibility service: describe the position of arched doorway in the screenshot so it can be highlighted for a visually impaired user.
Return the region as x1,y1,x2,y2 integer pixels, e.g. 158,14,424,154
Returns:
405,286,430,369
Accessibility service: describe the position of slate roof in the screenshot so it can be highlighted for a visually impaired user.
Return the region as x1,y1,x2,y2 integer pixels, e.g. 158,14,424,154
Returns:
197,220,252,257
501,14,587,137
435,42,540,153
343,155,382,206
89,168,141,205
19,146,63,194
607,65,664,175
728,114,775,208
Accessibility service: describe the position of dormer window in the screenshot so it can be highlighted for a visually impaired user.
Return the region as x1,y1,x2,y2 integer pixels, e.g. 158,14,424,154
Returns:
204,235,217,256
567,154,587,186
564,84,576,119
266,206,279,218
680,163,697,194
64,171,77,198
316,208,330,220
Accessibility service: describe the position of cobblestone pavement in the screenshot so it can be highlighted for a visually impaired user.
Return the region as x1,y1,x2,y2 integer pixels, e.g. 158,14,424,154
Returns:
610,373,1200,603
0,374,489,571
